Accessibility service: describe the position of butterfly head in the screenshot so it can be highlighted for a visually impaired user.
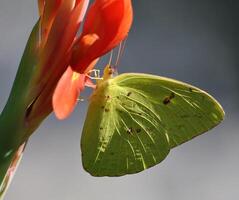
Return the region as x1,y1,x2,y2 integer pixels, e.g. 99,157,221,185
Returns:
102,65,118,80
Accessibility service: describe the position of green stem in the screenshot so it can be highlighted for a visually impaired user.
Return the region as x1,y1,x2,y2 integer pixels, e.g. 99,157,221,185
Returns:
0,93,30,188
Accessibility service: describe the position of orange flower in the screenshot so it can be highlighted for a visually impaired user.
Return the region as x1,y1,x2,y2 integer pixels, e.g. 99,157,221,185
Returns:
24,0,132,122
52,0,133,119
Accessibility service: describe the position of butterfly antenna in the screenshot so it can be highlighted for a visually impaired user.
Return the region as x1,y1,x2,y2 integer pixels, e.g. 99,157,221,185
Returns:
115,38,128,68
115,42,122,68
108,50,114,66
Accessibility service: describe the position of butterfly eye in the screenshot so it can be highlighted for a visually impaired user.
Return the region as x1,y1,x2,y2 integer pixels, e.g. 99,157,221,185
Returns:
108,67,114,75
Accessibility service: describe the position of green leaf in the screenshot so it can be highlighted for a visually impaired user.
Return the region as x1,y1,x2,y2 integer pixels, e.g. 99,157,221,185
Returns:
81,73,224,176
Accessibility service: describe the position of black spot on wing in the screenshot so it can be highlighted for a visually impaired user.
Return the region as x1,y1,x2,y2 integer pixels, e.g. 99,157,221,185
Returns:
104,108,110,112
127,92,132,97
163,92,175,105
136,128,141,133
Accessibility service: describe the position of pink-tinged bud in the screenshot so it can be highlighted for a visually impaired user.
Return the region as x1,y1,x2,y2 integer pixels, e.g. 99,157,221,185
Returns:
39,0,62,46
26,0,89,123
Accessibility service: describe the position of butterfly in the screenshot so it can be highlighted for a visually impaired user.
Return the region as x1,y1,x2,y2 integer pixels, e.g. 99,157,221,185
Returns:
81,65,224,176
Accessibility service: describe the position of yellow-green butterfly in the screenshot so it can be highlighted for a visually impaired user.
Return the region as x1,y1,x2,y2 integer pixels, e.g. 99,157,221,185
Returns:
81,66,224,176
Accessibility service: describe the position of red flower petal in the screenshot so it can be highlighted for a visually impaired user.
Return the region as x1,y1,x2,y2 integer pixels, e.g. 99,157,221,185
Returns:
53,66,86,120
36,0,89,88
71,0,133,73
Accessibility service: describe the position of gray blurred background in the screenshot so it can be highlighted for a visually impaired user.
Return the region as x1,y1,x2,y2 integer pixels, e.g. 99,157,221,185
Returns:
0,0,238,199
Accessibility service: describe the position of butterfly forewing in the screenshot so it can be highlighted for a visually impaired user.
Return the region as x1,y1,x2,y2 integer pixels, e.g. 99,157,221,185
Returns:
114,74,224,148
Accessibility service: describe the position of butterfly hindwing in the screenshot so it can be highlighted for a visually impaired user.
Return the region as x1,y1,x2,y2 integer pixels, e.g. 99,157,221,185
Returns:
81,73,224,176
114,74,224,148
81,79,170,176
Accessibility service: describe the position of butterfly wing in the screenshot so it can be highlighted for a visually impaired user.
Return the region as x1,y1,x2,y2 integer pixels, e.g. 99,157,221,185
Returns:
81,73,224,176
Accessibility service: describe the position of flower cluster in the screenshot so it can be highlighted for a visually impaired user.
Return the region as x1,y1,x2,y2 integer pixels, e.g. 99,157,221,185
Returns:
32,0,133,120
